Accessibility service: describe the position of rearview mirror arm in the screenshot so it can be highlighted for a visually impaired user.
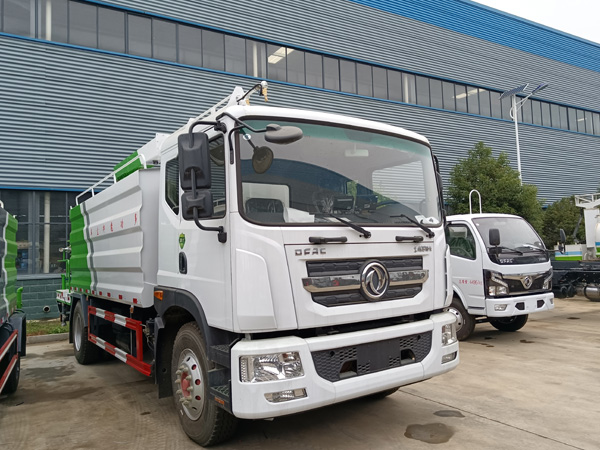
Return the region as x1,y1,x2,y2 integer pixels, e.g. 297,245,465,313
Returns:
189,170,227,243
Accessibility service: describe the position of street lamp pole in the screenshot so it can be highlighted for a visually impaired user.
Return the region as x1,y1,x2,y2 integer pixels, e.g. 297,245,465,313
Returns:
500,82,549,185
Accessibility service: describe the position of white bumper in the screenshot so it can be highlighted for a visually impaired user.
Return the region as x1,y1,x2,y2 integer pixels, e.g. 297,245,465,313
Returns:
485,292,554,317
230,311,458,419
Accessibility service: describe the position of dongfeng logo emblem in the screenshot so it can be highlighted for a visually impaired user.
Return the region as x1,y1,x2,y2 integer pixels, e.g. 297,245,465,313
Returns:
360,261,389,301
522,275,533,289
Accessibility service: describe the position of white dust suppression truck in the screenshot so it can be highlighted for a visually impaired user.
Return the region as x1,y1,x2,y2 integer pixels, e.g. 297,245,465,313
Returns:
446,193,554,340
56,83,458,446
1,202,26,395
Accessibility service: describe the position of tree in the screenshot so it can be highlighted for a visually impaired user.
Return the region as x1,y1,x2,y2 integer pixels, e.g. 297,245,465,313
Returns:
446,142,544,231
541,196,584,247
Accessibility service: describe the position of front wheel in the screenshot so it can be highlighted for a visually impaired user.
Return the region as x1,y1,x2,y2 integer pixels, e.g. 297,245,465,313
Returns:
448,297,475,340
171,322,238,447
489,314,528,332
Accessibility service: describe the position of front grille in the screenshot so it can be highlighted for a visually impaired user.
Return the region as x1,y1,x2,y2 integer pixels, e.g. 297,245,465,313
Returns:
505,277,545,292
311,331,432,382
305,257,424,307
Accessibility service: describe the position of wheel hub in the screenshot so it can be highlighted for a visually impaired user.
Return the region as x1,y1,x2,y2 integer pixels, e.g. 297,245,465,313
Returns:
449,307,464,331
174,349,204,420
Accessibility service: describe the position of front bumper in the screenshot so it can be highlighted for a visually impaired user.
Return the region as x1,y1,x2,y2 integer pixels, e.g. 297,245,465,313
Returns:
485,292,554,317
230,311,458,419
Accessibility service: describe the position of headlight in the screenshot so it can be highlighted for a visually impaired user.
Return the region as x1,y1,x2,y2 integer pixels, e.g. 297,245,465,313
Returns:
442,323,457,346
543,269,553,290
486,271,509,297
240,352,304,383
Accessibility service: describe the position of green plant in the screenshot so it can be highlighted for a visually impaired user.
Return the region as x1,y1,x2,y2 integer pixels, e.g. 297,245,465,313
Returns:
541,196,584,248
27,319,69,336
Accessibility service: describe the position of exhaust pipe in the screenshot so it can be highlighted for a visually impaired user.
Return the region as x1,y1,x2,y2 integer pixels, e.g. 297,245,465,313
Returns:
576,285,600,302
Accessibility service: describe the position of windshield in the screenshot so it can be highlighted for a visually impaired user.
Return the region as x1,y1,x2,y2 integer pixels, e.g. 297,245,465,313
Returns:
238,120,441,226
473,217,548,263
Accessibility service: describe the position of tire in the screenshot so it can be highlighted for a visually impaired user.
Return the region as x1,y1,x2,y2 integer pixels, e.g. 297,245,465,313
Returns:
72,301,101,365
368,387,399,399
171,322,238,447
490,314,528,332
448,297,475,341
2,355,20,395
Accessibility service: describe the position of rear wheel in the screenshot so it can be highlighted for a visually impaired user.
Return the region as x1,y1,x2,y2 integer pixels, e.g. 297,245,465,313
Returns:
448,297,475,340
171,322,238,447
490,314,528,332
72,301,101,365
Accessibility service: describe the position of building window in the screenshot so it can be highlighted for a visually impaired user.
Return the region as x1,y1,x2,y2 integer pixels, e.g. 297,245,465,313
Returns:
0,190,75,276
429,80,442,109
402,73,416,104
69,1,97,48
478,89,490,117
178,24,202,66
466,88,479,115
387,70,402,102
4,0,35,37
415,75,430,107
127,14,152,58
372,67,388,100
224,35,246,75
287,48,305,85
98,7,125,53
246,40,266,78
455,85,467,113
356,63,373,97
39,0,68,43
305,52,323,88
152,19,177,62
267,44,287,81
202,30,224,71
442,82,455,111
593,113,600,136
324,57,342,91
340,60,356,94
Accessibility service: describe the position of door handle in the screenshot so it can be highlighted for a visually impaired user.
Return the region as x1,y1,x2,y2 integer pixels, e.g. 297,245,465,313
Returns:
179,252,187,274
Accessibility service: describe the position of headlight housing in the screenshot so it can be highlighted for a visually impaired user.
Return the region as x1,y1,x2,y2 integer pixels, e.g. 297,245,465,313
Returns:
442,323,457,346
543,269,553,290
240,352,304,383
486,270,509,297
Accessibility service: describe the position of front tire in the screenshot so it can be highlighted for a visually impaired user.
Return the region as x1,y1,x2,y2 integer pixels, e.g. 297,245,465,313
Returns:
171,322,238,447
448,297,475,340
72,301,101,365
490,314,528,332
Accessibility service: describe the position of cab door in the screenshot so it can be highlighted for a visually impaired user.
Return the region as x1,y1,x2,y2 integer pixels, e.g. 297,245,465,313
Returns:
446,221,485,312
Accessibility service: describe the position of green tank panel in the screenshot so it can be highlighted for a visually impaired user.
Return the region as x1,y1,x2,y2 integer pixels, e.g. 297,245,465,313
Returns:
68,203,92,292
1,205,18,320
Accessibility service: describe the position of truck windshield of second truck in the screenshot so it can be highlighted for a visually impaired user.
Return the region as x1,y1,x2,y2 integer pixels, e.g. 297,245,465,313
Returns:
473,217,549,264
238,119,441,226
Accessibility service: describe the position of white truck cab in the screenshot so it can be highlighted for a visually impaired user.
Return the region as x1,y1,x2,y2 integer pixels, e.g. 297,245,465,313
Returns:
446,213,554,340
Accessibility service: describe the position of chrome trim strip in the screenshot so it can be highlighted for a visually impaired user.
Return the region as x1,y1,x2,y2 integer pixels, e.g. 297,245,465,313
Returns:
302,270,428,293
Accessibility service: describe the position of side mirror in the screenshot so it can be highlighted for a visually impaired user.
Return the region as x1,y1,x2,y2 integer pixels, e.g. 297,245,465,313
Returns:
264,124,303,144
489,228,501,247
559,228,566,244
179,132,211,190
182,191,214,220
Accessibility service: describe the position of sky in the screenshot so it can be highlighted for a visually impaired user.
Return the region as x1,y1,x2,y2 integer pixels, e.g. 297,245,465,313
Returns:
472,0,600,44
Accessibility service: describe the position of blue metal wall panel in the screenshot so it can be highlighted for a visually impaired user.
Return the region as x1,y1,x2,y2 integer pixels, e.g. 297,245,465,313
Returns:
347,0,600,73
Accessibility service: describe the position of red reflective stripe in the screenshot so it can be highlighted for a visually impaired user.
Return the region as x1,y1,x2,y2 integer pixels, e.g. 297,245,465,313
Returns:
89,333,97,344
104,311,116,323
126,355,152,377
104,341,116,355
0,354,19,391
0,330,17,358
88,306,97,316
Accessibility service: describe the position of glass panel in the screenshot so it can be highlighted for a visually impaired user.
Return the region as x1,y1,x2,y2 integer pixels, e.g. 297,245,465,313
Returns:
178,24,202,66
442,82,455,111
530,100,542,125
455,85,467,113
466,87,479,115
356,63,372,97
550,104,560,128
37,191,68,222
4,0,35,37
490,91,502,118
0,190,31,222
402,73,416,104
415,76,429,106
576,110,586,133
593,113,600,136
128,15,152,58
202,30,224,71
267,44,286,81
340,60,356,94
501,97,512,120
305,53,323,88
372,67,388,100
387,70,402,101
584,111,594,134
16,223,32,275
238,120,441,225
152,19,176,62
567,108,577,131
478,88,490,117
323,57,339,91
559,106,569,130
210,137,226,217
246,40,266,78
225,35,246,74
69,1,97,48
429,80,442,109
287,48,305,85
446,224,476,260
165,158,179,214
36,223,67,274
521,100,532,124
98,7,125,53
39,0,68,43
540,102,552,127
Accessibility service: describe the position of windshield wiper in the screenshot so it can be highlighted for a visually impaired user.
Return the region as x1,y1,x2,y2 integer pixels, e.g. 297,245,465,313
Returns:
392,214,434,238
518,244,547,253
323,213,371,238
491,246,523,255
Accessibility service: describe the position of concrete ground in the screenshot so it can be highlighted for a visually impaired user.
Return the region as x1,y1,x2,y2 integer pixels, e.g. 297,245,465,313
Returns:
1,297,598,450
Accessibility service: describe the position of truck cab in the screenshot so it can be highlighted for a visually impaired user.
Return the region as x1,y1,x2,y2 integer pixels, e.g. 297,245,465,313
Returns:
446,213,554,340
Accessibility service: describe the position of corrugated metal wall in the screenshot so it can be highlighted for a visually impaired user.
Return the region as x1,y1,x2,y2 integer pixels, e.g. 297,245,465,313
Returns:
104,0,600,110
0,0,598,203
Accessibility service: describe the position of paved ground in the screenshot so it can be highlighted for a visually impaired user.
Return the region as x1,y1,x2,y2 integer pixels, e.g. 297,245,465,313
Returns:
1,297,599,449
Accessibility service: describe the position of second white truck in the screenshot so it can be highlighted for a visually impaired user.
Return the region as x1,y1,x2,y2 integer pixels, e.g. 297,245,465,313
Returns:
446,210,554,340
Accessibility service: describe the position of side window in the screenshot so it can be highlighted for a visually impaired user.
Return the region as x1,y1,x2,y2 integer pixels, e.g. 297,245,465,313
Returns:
164,135,226,217
446,224,476,260
165,157,179,214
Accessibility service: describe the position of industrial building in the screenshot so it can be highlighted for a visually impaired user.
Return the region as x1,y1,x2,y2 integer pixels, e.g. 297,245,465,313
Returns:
1,0,598,318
